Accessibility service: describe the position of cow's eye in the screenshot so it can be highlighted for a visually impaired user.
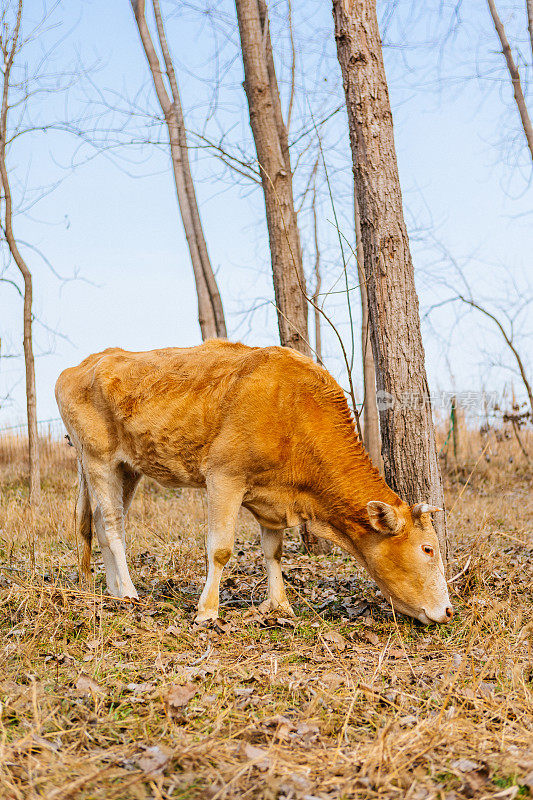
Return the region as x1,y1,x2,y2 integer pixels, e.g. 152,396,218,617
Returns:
422,545,434,557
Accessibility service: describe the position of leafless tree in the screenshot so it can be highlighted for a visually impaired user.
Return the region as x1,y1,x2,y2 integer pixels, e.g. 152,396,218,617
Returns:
486,0,533,160
130,0,227,340
333,0,448,562
235,0,340,555
0,0,40,505
354,189,381,471
311,179,322,364
234,0,310,356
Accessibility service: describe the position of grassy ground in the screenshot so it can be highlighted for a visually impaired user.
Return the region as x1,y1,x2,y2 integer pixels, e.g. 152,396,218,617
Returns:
0,430,532,799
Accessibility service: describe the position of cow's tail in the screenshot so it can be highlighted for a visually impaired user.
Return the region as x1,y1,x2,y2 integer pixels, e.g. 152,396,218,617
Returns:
76,461,93,581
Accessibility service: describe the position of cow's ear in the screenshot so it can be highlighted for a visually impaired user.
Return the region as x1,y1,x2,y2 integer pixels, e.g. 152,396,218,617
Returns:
412,503,442,519
367,501,402,534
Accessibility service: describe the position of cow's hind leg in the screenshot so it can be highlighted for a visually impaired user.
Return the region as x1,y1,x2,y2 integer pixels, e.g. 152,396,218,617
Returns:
85,460,139,600
195,474,244,623
259,527,294,615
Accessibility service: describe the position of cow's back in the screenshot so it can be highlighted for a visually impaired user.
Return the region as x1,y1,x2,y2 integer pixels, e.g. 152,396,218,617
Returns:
55,340,318,487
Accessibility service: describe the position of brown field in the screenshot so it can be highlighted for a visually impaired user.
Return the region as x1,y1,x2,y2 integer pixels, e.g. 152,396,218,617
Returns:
0,426,532,799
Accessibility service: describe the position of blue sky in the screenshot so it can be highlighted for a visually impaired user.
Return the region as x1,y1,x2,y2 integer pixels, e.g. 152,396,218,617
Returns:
1,0,531,428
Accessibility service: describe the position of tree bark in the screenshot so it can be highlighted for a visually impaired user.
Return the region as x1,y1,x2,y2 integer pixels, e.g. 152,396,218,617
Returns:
486,0,533,161
0,0,40,506
235,0,331,556
131,0,227,339
355,189,382,471
311,184,322,363
234,0,310,355
333,0,448,563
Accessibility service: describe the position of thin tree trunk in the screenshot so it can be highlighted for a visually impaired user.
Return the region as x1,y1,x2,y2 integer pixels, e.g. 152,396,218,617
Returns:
311,184,322,364
235,0,331,555
235,0,310,355
333,0,448,563
354,189,382,471
130,0,226,339
486,0,533,161
0,0,40,506
152,0,226,337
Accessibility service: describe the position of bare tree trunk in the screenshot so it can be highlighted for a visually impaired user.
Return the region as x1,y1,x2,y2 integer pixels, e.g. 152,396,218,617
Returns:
333,0,448,563
311,184,322,364
486,0,533,161
0,0,40,506
235,0,331,556
234,0,310,355
354,190,382,471
130,0,227,339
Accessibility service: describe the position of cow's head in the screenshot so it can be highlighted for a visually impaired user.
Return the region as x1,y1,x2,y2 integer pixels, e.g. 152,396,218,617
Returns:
360,501,453,624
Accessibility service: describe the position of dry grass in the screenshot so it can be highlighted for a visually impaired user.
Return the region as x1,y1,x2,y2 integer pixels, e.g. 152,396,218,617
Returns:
0,428,532,799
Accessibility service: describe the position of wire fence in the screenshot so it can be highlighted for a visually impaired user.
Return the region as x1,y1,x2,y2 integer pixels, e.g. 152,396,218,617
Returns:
0,417,75,471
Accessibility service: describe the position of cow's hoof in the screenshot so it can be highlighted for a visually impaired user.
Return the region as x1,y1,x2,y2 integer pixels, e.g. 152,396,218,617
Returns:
258,599,295,617
194,611,219,625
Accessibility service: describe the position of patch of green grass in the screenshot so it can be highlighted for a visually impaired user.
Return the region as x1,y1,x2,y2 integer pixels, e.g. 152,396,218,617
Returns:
435,770,458,784
493,774,529,796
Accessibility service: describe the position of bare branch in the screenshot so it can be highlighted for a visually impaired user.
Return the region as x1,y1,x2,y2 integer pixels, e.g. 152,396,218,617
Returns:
454,292,533,418
286,0,295,133
486,0,533,160
527,0,533,65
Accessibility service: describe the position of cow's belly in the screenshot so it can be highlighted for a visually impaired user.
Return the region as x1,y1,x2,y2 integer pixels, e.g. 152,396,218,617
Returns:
118,438,207,490
242,489,302,530
139,461,205,489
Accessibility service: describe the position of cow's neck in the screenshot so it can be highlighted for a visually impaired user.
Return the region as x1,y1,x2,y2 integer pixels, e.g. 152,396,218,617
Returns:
297,409,402,553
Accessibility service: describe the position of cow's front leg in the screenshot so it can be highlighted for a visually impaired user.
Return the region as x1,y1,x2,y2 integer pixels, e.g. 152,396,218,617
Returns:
258,526,294,616
195,474,244,623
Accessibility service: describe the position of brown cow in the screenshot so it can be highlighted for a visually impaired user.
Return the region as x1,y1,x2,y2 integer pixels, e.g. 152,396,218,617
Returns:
55,340,452,625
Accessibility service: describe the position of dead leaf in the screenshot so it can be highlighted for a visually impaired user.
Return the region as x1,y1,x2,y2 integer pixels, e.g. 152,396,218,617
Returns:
398,714,417,727
136,744,170,776
213,619,233,634
322,630,346,652
164,682,197,716
234,686,254,697
274,616,296,628
388,647,405,658
241,743,271,771
294,721,320,744
280,775,311,795
155,653,172,669
463,765,489,795
523,772,533,792
452,758,479,772
364,630,379,646
126,682,154,697
75,674,106,696
320,671,345,691
276,722,292,741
